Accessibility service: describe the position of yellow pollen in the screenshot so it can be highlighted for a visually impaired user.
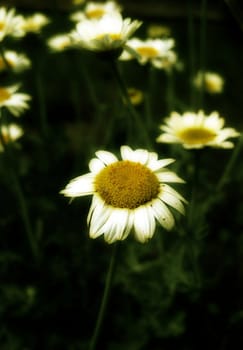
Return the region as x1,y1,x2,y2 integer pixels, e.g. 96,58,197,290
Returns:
0,22,4,31
86,8,105,19
96,33,122,41
0,88,11,103
177,127,217,145
95,160,159,209
136,46,159,58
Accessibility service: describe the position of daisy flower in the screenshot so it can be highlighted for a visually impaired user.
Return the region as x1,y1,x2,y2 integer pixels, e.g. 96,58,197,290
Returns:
156,110,240,149
0,123,23,151
0,7,24,41
193,71,225,94
61,145,186,244
70,1,122,22
147,24,172,38
47,33,74,52
0,85,31,117
119,37,177,70
71,12,142,53
20,13,50,34
0,50,31,73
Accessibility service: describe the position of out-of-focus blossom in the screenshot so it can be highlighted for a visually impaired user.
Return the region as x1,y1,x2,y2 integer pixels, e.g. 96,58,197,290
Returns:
193,71,225,94
0,123,23,151
156,110,240,149
0,7,25,41
147,24,171,38
120,37,177,70
0,50,31,73
70,1,122,22
70,13,141,53
0,85,31,117
47,33,74,52
20,13,50,34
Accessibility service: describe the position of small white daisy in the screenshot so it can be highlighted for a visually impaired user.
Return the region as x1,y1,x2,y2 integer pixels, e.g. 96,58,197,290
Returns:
156,110,240,149
20,13,50,34
0,123,23,151
0,7,25,41
193,71,225,94
47,33,74,52
61,145,186,244
0,50,31,73
0,85,31,117
120,37,177,70
70,1,122,22
71,12,142,52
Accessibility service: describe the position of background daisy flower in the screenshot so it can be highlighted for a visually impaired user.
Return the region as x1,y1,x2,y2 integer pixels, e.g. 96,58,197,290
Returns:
0,123,23,151
119,37,177,70
47,33,74,52
0,7,24,41
156,110,240,149
70,1,122,22
71,13,142,52
0,50,31,73
61,145,186,244
193,71,225,94
20,13,50,34
0,85,31,117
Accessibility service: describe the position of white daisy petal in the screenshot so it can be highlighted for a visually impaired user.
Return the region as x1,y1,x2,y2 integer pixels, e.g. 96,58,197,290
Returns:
134,206,156,242
157,171,185,183
95,150,118,165
60,174,94,197
159,192,185,214
151,199,175,230
89,158,106,173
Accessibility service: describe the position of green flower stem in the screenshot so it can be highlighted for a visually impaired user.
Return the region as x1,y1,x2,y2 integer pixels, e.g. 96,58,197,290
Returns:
35,66,48,138
110,59,151,148
216,133,243,192
89,243,118,350
0,109,39,264
198,0,207,109
187,0,196,108
166,69,175,114
187,150,202,288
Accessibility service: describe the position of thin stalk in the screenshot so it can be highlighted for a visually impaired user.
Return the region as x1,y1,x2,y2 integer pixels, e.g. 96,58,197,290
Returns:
216,133,243,192
110,60,151,148
198,0,207,109
89,243,118,350
187,0,196,108
35,66,48,137
166,69,175,114
0,109,39,263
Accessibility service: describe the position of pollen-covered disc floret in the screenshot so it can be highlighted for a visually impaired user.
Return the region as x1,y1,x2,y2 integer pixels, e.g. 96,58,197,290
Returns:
60,145,187,244
156,110,240,149
95,160,159,209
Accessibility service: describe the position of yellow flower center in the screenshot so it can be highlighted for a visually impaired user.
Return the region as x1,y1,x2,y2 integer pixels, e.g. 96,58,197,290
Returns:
136,46,159,58
96,33,122,41
0,88,11,103
86,8,106,19
95,160,159,209
0,22,5,31
178,127,217,145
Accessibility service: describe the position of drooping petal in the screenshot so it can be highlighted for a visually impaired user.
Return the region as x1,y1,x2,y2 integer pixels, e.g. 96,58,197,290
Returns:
60,174,94,197
151,199,175,230
133,206,156,242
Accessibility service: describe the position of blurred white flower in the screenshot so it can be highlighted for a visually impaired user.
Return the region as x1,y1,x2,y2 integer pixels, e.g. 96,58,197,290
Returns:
20,13,50,34
120,37,177,70
0,85,31,117
0,123,23,151
71,13,142,53
0,7,25,41
193,71,225,94
0,50,31,73
70,1,122,22
157,110,240,149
